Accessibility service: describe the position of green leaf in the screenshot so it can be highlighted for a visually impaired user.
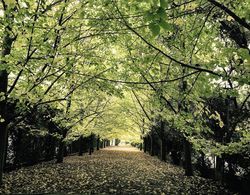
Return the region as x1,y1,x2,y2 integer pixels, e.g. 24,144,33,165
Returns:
145,11,154,21
159,20,172,31
160,0,168,8
238,48,250,60
149,22,160,36
157,7,166,19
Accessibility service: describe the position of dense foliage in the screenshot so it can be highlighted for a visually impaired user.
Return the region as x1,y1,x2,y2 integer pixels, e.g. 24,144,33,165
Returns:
0,0,249,193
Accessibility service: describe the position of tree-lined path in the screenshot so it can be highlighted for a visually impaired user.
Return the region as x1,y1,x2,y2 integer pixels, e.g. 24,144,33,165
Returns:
0,146,228,194
0,0,249,194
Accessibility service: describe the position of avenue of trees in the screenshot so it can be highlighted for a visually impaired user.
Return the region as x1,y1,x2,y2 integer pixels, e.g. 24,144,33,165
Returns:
0,0,249,193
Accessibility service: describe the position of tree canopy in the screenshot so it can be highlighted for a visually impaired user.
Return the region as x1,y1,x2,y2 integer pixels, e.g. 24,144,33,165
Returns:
0,0,249,187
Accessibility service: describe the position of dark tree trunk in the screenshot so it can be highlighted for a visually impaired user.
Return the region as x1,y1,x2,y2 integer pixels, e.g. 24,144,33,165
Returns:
56,88,72,162
199,152,208,177
45,135,56,161
214,97,229,183
171,150,181,165
139,143,142,151
4,133,8,168
0,102,8,185
160,121,166,161
228,162,235,176
215,156,224,183
88,144,92,155
184,139,193,176
150,135,154,156
160,138,167,161
96,135,100,150
56,140,65,163
143,137,147,153
69,143,72,154
0,23,13,184
88,134,94,155
56,129,67,163
79,135,84,156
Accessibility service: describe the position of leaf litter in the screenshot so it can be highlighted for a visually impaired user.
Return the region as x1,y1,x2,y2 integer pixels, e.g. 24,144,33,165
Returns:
0,147,233,194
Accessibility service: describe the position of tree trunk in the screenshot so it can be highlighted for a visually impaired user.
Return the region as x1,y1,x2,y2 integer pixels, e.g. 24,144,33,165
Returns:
88,134,94,155
215,156,224,183
56,139,65,163
143,137,147,153
214,97,229,182
0,20,14,184
96,135,100,150
160,138,167,161
228,162,235,176
139,143,142,151
79,135,84,156
45,135,55,161
160,120,166,161
150,135,154,156
105,140,110,147
0,104,8,185
56,129,67,163
184,138,193,176
100,141,102,149
4,133,8,168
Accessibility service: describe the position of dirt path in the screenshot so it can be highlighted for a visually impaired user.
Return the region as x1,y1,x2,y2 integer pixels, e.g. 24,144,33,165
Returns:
0,146,230,194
